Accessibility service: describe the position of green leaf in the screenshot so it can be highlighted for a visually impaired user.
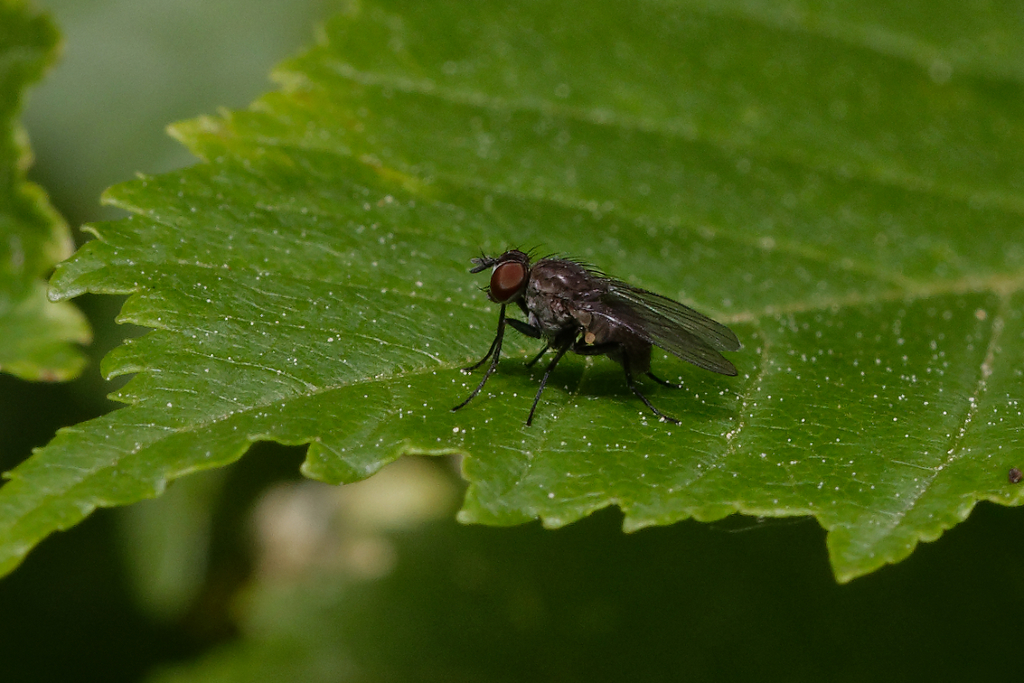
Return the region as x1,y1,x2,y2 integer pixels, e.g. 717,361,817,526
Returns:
0,0,89,381
3,0,1023,582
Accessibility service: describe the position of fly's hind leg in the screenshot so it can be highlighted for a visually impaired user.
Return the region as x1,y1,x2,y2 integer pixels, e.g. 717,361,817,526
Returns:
574,338,681,424
623,362,681,424
646,371,684,389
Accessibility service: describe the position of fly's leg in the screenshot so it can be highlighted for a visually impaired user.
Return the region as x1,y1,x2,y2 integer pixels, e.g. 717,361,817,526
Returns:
646,371,684,389
526,342,573,426
524,344,551,368
463,334,499,372
572,339,680,423
462,309,541,372
504,319,547,368
454,308,543,412
453,304,508,411
623,362,681,424
506,319,542,338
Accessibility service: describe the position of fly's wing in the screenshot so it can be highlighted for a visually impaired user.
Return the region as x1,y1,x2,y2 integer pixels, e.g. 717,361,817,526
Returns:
608,282,740,351
578,279,740,375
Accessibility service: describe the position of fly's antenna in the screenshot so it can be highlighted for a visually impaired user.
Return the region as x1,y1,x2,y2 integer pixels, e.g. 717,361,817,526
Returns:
469,250,499,273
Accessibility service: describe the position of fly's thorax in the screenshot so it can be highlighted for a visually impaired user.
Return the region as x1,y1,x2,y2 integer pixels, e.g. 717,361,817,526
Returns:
525,258,607,340
529,258,592,293
524,281,577,340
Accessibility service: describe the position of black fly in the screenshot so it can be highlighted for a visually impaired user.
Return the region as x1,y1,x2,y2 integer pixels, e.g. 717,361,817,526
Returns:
452,249,740,425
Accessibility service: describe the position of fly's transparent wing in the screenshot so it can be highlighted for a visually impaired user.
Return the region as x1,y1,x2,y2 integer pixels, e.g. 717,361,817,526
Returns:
577,296,738,375
606,283,740,351
580,279,740,375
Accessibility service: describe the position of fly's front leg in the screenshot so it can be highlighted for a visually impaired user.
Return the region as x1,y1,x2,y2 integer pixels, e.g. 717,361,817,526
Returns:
453,304,509,411
463,335,499,372
462,308,504,372
462,307,541,372
454,310,545,413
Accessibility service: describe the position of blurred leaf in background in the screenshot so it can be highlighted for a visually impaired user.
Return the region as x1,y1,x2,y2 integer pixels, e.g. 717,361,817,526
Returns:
23,0,347,226
0,0,89,382
18,0,352,621
1,2,345,682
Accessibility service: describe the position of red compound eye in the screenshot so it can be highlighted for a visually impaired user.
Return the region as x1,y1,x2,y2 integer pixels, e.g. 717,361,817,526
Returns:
489,261,526,302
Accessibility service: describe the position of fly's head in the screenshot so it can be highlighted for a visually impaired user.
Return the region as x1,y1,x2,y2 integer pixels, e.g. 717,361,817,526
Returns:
470,249,531,304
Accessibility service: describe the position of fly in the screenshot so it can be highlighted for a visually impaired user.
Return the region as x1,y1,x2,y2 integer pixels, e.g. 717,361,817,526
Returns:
452,249,740,425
